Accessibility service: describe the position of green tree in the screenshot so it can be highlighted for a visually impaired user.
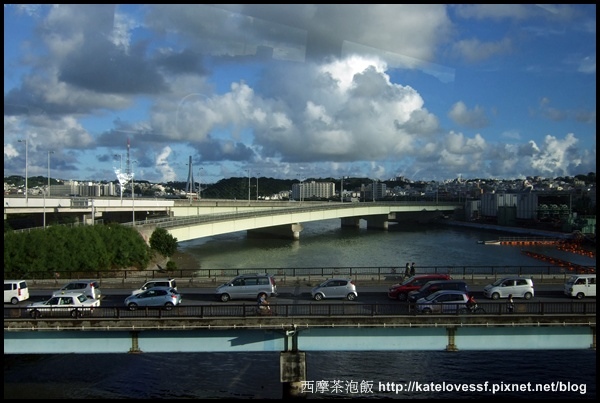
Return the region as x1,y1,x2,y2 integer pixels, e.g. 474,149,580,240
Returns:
149,227,178,257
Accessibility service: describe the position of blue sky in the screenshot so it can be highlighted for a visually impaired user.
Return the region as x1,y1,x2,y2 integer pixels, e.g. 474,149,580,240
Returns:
4,4,596,184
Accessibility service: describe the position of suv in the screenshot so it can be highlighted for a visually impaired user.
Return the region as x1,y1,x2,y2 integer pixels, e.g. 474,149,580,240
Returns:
53,280,102,300
311,278,358,301
483,277,534,300
215,274,277,302
415,290,470,314
131,278,177,295
407,280,468,303
28,291,100,318
388,274,451,301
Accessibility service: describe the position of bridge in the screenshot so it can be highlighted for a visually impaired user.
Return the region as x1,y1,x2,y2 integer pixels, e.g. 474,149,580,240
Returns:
5,196,461,242
4,300,596,397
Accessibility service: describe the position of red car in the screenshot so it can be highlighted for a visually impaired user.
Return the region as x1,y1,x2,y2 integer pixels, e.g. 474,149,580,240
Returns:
387,274,451,301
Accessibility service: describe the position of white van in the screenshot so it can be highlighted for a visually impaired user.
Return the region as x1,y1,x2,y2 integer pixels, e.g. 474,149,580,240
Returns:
4,280,30,304
564,274,596,299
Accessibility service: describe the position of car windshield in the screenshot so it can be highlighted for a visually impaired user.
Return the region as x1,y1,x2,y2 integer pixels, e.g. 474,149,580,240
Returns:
491,279,505,286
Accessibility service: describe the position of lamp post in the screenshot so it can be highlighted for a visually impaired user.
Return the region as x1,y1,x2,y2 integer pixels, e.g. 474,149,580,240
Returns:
18,139,28,203
114,154,123,201
43,188,46,229
340,176,346,203
131,160,137,226
256,172,260,201
47,151,55,196
198,167,203,200
247,169,251,204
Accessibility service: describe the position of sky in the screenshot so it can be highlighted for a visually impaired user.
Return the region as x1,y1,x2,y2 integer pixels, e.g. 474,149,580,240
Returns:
3,4,596,185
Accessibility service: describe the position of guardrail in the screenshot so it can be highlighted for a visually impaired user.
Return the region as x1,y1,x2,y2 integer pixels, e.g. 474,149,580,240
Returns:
4,300,596,321
11,265,595,288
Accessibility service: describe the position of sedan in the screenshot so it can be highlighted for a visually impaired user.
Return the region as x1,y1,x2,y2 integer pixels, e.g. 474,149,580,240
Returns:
27,291,100,318
311,278,358,301
124,287,182,310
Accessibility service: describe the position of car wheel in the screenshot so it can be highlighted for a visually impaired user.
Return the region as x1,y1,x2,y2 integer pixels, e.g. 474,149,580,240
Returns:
397,293,407,301
576,292,584,300
346,293,356,301
128,303,138,311
314,293,324,301
491,292,500,300
30,309,41,319
10,297,19,305
524,292,533,300
164,302,174,310
422,308,432,314
70,309,83,318
220,294,231,302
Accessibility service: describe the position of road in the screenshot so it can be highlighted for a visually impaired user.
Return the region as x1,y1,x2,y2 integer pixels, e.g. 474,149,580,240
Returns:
17,283,581,308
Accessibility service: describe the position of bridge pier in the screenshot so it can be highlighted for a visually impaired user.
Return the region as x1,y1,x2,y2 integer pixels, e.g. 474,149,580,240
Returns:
281,327,307,399
248,223,304,240
365,214,389,230
446,327,458,351
340,217,360,227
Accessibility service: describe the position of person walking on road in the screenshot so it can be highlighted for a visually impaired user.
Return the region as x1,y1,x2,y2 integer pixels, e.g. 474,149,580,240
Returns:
404,263,411,278
410,262,416,276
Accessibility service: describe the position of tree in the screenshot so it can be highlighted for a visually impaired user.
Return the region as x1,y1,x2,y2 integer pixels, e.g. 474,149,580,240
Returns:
149,227,178,257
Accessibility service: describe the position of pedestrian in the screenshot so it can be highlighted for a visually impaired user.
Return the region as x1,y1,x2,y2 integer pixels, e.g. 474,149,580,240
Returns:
507,294,514,313
404,262,411,278
410,262,416,276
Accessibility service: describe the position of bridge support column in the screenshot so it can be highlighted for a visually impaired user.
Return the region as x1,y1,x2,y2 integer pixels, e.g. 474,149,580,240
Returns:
340,217,360,228
129,331,142,354
248,223,304,240
365,215,389,230
446,327,458,351
281,327,307,399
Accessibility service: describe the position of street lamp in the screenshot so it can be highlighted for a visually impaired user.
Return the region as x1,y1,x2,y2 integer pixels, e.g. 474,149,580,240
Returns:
247,169,251,204
131,160,138,225
47,151,55,196
18,139,28,203
198,167,204,200
256,172,260,201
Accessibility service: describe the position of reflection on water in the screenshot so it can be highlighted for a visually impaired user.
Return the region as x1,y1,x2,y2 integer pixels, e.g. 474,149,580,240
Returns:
4,350,595,399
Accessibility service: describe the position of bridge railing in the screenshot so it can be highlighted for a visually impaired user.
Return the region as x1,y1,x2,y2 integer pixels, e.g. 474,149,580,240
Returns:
4,301,596,321
14,265,595,288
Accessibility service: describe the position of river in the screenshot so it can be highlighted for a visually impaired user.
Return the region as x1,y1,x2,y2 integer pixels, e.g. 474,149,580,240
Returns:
4,220,596,399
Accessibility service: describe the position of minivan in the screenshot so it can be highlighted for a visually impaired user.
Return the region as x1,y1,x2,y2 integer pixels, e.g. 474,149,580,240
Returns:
407,280,468,303
53,279,102,300
564,274,596,299
388,274,451,301
215,274,277,302
483,277,534,300
131,278,178,295
4,280,30,304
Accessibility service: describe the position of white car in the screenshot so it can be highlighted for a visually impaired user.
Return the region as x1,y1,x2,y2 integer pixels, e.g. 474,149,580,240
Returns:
483,277,534,300
27,291,100,318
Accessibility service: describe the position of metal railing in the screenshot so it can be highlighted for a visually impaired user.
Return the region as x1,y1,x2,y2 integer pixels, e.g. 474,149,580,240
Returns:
4,300,596,321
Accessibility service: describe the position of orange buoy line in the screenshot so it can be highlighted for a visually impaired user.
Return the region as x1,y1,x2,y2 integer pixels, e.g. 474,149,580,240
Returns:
520,250,595,274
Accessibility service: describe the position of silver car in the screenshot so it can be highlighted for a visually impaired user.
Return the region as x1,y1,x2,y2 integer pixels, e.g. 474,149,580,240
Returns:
124,286,182,310
311,278,358,301
415,290,470,314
